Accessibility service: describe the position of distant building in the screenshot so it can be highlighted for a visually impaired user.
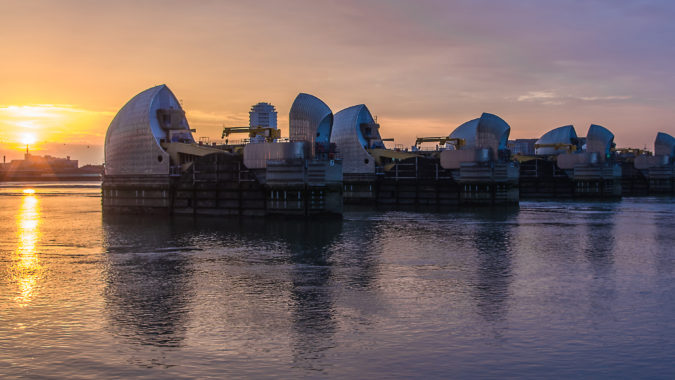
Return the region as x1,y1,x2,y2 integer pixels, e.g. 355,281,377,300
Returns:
0,150,88,181
6,152,78,172
508,139,538,156
249,102,277,129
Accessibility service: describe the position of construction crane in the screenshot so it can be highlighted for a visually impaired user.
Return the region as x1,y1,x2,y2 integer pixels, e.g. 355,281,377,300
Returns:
221,126,281,143
414,137,464,149
533,143,577,153
615,147,651,156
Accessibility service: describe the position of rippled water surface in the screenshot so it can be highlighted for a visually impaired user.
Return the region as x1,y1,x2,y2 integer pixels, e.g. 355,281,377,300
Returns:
1,182,674,378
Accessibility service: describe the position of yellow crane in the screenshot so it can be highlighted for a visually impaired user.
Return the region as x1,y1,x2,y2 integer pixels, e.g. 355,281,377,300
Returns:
221,126,281,143
615,147,651,156
414,137,464,149
533,143,577,153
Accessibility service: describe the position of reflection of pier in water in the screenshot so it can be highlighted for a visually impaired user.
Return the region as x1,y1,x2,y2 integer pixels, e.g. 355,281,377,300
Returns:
470,209,516,329
654,207,675,276
102,215,194,350
581,205,617,324
101,212,381,371
213,217,347,371
199,216,382,372
280,216,383,371
280,220,342,371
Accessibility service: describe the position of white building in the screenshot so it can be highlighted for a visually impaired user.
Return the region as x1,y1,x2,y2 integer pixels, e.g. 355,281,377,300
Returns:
249,102,277,129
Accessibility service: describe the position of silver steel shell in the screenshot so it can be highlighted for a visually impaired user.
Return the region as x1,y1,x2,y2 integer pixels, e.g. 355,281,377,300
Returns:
449,118,479,149
330,104,382,174
104,85,193,176
289,93,333,157
585,124,614,159
535,125,578,155
476,113,510,153
655,132,675,157
449,113,510,156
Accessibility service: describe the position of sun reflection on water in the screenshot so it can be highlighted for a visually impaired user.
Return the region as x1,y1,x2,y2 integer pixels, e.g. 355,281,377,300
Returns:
12,192,44,306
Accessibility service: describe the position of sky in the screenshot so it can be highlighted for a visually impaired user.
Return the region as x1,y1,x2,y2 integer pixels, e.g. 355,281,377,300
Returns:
1,0,674,165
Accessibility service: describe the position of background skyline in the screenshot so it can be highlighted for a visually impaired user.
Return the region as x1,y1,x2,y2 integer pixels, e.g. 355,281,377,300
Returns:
2,0,674,165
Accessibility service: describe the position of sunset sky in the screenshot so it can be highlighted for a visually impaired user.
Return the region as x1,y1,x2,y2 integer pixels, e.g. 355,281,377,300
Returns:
2,0,674,164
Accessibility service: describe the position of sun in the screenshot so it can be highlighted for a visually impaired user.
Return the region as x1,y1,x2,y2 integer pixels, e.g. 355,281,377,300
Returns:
20,133,37,146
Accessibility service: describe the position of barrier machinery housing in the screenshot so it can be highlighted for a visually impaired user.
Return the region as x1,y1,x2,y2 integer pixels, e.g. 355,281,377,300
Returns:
104,85,667,214
103,86,342,216
518,124,622,198
627,132,675,195
331,109,519,206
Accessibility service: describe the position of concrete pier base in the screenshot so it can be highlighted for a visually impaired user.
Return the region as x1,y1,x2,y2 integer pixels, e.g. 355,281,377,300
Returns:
103,154,342,217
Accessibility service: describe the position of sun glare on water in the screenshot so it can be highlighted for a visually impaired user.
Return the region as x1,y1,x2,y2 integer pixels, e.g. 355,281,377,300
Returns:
12,193,43,306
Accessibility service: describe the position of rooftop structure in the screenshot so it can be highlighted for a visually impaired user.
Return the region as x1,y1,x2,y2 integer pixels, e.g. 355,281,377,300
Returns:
104,84,195,176
249,102,277,129
330,104,384,174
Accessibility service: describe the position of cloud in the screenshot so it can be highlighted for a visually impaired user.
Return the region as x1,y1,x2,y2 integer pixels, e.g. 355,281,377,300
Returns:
578,96,632,101
1,0,673,151
517,91,558,102
517,91,632,105
0,104,114,116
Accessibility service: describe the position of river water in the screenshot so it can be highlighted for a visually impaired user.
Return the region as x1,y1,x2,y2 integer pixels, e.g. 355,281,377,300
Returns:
1,182,674,378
